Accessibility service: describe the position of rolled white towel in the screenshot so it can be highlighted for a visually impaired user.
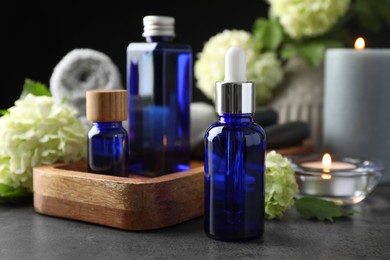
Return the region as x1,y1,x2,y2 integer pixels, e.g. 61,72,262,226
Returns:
50,48,122,126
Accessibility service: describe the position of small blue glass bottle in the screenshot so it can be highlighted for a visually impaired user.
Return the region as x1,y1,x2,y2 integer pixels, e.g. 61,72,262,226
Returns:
204,47,266,241
86,90,129,177
127,15,192,176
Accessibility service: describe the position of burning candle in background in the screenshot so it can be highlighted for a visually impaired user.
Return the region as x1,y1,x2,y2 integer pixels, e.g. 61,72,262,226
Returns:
354,37,365,50
323,37,390,184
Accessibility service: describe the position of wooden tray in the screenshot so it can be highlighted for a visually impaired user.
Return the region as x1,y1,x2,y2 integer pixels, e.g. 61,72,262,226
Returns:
33,160,204,231
33,140,314,231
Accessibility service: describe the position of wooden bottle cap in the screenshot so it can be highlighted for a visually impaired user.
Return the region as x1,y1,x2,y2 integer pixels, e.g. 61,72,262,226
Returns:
86,90,128,122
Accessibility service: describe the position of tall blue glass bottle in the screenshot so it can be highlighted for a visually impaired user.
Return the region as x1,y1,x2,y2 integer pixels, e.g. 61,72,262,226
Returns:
127,15,192,176
204,47,266,241
86,90,129,177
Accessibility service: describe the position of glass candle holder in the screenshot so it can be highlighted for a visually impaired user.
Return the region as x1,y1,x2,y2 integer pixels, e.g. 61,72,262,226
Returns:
288,154,384,205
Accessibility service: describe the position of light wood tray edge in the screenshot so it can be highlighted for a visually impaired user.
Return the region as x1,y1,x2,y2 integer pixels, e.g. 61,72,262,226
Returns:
33,161,204,231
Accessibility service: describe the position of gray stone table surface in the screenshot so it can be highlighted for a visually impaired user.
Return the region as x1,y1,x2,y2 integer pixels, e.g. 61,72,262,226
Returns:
1,184,390,260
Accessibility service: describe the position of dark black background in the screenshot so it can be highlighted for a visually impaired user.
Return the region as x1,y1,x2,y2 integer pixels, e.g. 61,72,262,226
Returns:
2,1,389,110
2,1,268,109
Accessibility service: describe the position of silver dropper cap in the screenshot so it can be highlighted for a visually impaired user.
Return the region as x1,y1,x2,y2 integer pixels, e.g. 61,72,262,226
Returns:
215,47,255,114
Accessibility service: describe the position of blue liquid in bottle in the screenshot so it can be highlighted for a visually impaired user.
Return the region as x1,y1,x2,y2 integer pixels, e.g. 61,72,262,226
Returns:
127,16,192,176
204,46,266,241
204,114,266,241
88,122,129,177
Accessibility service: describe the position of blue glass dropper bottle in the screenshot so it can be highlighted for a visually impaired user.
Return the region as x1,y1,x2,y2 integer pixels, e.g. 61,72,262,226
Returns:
204,46,266,241
86,90,129,177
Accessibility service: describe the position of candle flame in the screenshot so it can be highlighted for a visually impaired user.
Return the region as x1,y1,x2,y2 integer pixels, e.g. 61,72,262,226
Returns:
322,153,332,172
354,37,365,50
321,173,332,180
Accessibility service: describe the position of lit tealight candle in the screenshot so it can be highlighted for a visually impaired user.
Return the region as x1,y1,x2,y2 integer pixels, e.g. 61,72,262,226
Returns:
300,153,356,171
292,152,384,204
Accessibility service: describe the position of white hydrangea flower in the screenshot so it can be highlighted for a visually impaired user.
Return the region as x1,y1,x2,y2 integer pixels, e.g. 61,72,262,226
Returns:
265,150,299,220
269,0,351,39
0,94,87,191
195,29,283,105
250,52,284,104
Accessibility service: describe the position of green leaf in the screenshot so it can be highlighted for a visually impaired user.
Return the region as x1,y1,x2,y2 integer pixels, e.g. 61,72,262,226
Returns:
297,42,326,67
20,78,51,99
252,18,284,51
295,197,357,222
280,44,298,61
0,109,9,116
0,183,31,199
282,40,343,67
